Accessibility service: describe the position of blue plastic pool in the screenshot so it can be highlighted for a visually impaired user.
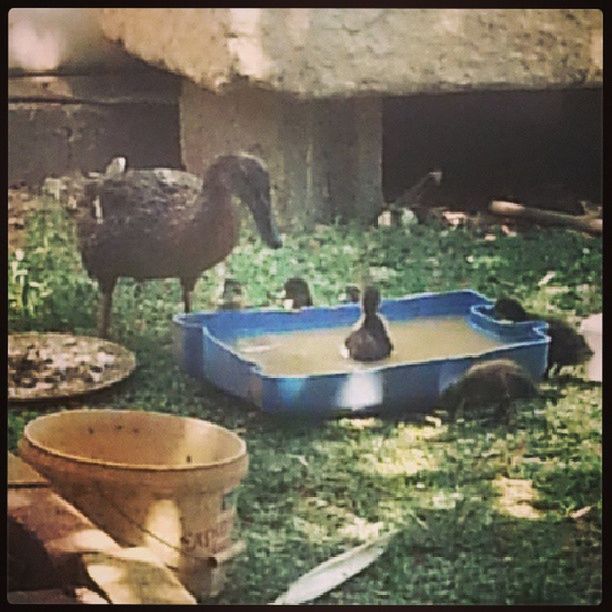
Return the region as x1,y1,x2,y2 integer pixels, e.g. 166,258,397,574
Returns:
172,290,550,417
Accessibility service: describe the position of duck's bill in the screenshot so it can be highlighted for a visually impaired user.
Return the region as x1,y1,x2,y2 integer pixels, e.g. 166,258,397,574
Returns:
259,214,283,248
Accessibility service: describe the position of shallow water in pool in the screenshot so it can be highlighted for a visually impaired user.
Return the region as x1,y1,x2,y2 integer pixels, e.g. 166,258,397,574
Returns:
232,315,504,376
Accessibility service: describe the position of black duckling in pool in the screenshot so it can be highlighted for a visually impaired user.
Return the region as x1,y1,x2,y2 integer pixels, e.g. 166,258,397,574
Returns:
440,359,538,422
493,297,593,377
283,277,313,309
75,154,282,337
344,286,393,362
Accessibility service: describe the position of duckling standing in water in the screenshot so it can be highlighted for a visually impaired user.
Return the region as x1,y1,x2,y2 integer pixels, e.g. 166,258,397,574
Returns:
283,277,313,310
440,359,538,423
344,286,394,362
493,297,593,377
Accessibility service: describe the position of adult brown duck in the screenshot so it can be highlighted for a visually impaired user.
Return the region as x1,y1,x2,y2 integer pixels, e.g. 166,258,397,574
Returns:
76,154,282,337
344,285,394,362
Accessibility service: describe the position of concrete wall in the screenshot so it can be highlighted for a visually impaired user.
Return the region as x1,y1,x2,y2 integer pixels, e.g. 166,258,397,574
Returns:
8,8,182,187
99,8,603,97
96,8,602,225
9,101,181,187
180,82,382,226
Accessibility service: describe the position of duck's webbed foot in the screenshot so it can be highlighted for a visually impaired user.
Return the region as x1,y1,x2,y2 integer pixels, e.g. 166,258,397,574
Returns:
496,399,513,426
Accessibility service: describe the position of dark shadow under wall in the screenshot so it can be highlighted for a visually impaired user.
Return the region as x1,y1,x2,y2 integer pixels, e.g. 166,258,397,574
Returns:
382,88,602,210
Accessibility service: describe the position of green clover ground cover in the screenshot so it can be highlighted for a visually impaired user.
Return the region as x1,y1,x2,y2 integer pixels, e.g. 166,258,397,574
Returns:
8,199,602,604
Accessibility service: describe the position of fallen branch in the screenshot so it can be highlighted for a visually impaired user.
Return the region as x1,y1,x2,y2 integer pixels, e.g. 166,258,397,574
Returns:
489,201,602,236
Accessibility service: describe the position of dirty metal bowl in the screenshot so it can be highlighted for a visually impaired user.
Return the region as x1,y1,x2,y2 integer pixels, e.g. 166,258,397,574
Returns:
18,409,248,599
8,333,136,404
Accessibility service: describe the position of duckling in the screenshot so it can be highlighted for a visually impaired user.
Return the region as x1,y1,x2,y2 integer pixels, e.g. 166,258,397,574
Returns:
440,359,538,422
493,297,593,377
217,278,246,310
282,277,313,310
344,285,393,362
339,284,361,304
492,297,528,323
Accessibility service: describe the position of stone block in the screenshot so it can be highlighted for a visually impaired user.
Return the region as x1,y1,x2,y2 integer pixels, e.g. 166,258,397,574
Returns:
180,82,383,225
99,9,602,97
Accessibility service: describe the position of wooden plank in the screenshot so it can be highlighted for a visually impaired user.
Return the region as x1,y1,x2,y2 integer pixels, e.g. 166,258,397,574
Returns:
7,589,81,604
8,484,196,604
7,588,109,604
8,487,120,554
8,452,49,487
83,548,197,605
9,72,180,105
489,200,603,235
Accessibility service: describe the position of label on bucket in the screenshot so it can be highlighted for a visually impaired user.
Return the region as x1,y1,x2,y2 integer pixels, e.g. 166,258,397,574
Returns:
179,511,234,555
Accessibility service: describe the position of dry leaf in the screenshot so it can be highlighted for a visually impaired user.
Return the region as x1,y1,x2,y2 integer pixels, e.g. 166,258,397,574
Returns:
569,506,592,520
537,271,556,286
424,415,442,428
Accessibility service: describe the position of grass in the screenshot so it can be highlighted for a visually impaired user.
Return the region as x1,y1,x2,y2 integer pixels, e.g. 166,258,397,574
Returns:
7,197,602,604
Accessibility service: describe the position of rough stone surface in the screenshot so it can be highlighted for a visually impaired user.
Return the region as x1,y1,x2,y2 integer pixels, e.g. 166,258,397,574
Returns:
99,8,602,97
100,8,233,90
180,81,383,225
9,8,143,73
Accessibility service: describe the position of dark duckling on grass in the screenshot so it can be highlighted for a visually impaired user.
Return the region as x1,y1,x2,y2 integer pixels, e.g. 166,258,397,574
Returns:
217,278,246,310
493,297,593,377
339,284,361,304
283,277,313,309
344,285,394,362
76,153,282,337
440,359,538,422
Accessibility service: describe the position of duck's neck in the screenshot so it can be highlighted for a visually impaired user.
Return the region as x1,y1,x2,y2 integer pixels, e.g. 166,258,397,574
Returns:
363,311,378,324
197,174,240,258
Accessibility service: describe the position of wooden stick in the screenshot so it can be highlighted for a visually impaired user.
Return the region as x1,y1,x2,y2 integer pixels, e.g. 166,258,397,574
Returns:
489,200,602,235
